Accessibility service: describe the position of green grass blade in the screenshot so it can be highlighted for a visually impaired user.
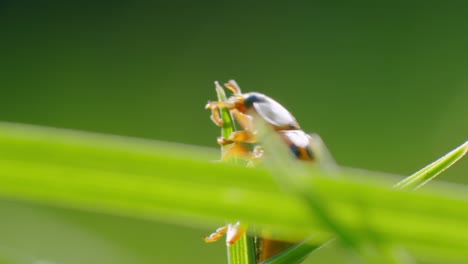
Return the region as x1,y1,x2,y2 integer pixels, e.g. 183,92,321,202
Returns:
265,142,468,264
0,122,468,263
214,81,236,140
256,123,400,264
213,81,256,264
228,234,257,264
260,239,324,264
394,141,468,190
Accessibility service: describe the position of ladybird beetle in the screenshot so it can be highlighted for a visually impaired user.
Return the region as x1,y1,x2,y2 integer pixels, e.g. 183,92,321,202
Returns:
206,80,315,162
205,81,330,261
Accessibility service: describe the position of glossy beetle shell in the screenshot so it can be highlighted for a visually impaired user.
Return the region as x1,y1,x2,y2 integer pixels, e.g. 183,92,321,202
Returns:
239,92,300,130
277,130,315,161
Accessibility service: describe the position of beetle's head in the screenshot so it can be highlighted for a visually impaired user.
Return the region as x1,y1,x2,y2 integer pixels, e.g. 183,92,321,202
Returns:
243,93,265,108
229,92,265,114
224,80,242,96
225,94,247,113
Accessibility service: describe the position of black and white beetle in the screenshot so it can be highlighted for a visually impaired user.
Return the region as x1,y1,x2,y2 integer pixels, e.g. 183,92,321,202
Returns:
205,80,315,162
205,80,331,261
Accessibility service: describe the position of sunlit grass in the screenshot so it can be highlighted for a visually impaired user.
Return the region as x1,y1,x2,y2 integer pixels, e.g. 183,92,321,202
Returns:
263,140,468,264
0,121,466,263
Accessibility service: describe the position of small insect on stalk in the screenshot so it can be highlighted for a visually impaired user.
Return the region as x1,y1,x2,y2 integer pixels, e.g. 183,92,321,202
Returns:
205,80,332,262
205,81,255,264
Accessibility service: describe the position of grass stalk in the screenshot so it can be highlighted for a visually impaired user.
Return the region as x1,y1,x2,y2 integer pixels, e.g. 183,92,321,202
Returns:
214,81,257,264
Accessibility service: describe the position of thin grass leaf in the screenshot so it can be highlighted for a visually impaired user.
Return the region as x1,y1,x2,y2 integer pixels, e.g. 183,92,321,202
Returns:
228,233,257,264
260,239,324,264
265,141,468,264
214,81,236,141
0,122,468,263
256,121,401,264
394,141,468,190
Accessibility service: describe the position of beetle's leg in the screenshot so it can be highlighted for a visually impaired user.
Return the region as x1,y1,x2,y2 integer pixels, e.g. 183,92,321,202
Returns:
204,225,228,243
225,80,242,95
226,221,247,246
217,130,257,145
204,222,247,246
252,145,264,159
221,143,253,161
206,101,235,110
205,101,236,127
232,110,253,131
247,146,264,167
208,106,223,127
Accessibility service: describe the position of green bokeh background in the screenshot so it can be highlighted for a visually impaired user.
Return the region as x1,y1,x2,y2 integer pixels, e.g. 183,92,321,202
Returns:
0,1,467,263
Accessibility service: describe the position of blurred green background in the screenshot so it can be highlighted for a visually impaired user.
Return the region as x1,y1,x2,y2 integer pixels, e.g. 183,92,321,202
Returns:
0,1,467,263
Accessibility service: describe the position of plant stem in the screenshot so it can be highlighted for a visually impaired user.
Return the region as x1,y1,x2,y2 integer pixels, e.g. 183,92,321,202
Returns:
228,234,257,264
394,141,468,190
215,81,257,264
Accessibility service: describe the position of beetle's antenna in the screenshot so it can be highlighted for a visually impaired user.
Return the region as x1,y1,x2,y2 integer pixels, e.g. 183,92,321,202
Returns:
225,80,242,95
